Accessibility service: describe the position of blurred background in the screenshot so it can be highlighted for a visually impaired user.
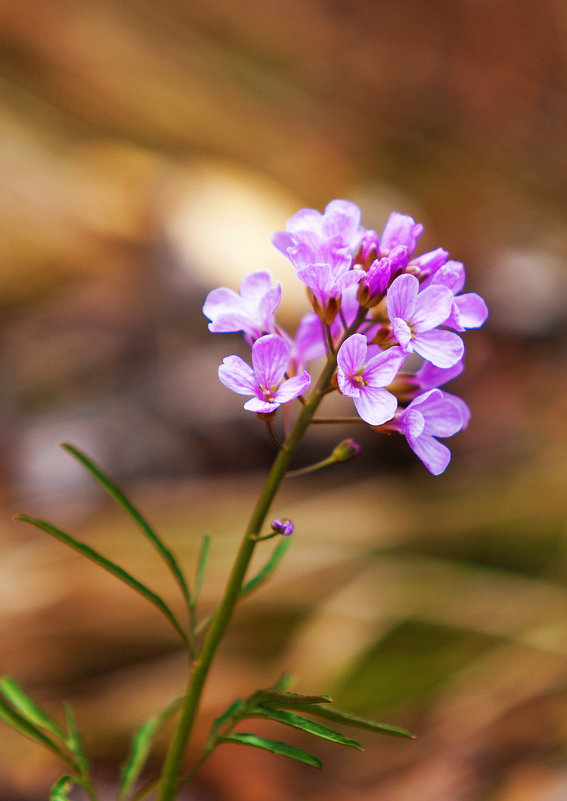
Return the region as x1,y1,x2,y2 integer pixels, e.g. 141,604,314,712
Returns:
1,1,567,798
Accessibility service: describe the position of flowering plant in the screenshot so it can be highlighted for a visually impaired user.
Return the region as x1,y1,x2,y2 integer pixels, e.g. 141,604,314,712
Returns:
3,201,487,800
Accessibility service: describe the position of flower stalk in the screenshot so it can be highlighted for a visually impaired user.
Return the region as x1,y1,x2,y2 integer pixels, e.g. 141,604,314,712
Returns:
156,354,340,801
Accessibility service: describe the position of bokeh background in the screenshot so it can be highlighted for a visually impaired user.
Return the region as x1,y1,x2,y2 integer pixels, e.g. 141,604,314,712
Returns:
1,1,567,799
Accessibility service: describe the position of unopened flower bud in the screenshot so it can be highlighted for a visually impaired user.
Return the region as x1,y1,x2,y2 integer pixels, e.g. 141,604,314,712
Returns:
331,438,362,463
271,518,294,537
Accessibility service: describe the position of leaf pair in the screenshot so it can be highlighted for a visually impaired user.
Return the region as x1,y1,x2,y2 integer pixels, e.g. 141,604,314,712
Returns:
0,678,90,785
204,677,414,772
14,444,191,649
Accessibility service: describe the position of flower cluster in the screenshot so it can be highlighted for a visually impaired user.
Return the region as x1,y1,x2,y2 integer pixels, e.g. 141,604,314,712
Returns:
203,201,488,474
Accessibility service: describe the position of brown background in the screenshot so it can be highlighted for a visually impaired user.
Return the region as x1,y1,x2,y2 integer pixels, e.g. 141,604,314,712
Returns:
1,1,567,799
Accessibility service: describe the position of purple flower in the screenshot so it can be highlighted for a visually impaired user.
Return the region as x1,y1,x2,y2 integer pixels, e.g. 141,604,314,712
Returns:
272,518,294,537
380,212,424,256
337,334,406,425
392,389,468,475
219,334,311,413
203,271,281,340
421,261,489,332
272,200,365,323
298,262,364,323
386,273,464,368
273,199,364,258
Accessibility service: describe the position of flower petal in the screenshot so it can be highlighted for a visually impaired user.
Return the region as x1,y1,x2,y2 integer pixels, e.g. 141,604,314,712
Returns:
271,231,295,256
407,433,452,475
412,285,453,331
244,397,280,413
251,334,290,387
296,264,335,299
454,293,489,329
294,313,326,366
413,329,464,368
274,371,311,403
399,408,425,439
387,274,419,321
364,346,406,387
392,318,413,350
203,287,245,322
442,391,471,430
286,208,323,236
353,386,398,426
239,271,274,303
337,334,367,375
380,212,423,255
218,356,258,395
322,199,362,243
426,260,466,294
257,284,282,327
410,389,464,437
417,359,464,390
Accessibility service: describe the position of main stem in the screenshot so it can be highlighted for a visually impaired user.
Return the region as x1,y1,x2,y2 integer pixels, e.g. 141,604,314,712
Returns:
156,354,339,801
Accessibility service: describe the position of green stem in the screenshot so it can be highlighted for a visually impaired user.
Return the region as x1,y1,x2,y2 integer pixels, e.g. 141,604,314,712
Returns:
156,355,339,801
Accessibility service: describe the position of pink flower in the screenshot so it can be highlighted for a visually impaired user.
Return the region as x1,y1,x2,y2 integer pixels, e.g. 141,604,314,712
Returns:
337,334,405,425
203,271,281,340
218,335,311,413
386,274,464,368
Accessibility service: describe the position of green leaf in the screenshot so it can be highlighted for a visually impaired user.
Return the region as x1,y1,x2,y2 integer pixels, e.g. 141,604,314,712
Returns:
243,707,363,750
268,673,294,693
49,776,74,801
64,704,89,775
192,534,211,607
0,697,75,767
241,536,293,598
0,677,65,741
218,732,322,768
119,698,183,801
14,515,188,646
210,698,244,736
297,704,415,740
61,443,191,612
248,690,332,708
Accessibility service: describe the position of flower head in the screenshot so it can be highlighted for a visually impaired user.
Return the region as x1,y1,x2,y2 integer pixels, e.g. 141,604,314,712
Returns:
219,334,311,413
203,271,281,340
386,273,464,368
272,200,365,323
271,518,294,536
337,334,405,425
391,389,468,475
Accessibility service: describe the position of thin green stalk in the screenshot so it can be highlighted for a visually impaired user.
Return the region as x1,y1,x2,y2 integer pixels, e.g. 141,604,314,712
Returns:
156,307,367,800
156,355,338,801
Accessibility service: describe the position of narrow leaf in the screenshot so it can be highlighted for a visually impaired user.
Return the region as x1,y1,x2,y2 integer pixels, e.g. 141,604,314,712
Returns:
298,704,415,739
61,443,191,611
192,534,210,606
248,690,332,708
64,704,89,775
268,673,294,693
0,698,75,766
0,677,65,741
241,536,293,597
210,698,244,737
119,698,183,801
49,776,73,801
219,732,322,768
14,515,188,646
243,707,363,750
